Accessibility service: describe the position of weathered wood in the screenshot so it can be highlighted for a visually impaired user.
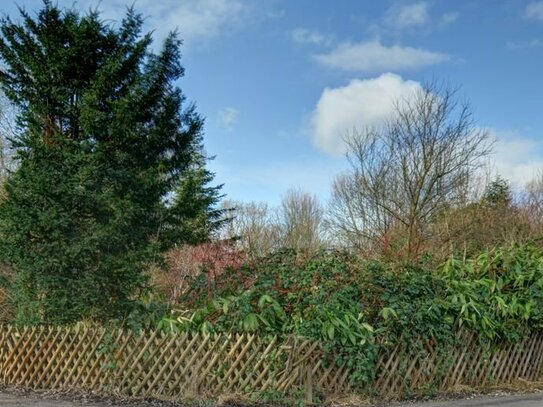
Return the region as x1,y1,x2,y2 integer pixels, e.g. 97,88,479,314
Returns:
305,363,313,405
1,325,543,401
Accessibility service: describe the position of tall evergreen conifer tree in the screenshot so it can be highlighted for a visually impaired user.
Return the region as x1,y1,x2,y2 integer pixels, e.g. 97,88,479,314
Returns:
167,148,228,245
0,1,222,324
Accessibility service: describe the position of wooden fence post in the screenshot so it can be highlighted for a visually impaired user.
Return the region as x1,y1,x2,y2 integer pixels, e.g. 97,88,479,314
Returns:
190,365,199,396
305,363,313,405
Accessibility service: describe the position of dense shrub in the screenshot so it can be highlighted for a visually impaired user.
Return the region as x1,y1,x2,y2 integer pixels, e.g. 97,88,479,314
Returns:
151,245,543,388
0,265,14,323
442,245,543,341
152,242,245,304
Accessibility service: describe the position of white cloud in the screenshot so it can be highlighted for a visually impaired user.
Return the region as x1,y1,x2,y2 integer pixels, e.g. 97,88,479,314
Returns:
218,107,239,131
440,12,459,26
384,2,430,29
506,39,543,50
291,28,332,46
526,1,543,21
266,9,286,19
310,73,421,156
314,40,449,73
490,130,543,187
91,0,246,45
379,3,458,33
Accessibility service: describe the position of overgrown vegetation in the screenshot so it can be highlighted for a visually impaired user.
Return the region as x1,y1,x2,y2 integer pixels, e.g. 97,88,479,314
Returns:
142,244,543,388
0,0,542,399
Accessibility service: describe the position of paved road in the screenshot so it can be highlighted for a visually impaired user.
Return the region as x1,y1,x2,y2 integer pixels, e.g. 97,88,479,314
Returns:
0,394,101,406
1,393,543,406
0,394,116,407
0,393,154,406
397,393,543,406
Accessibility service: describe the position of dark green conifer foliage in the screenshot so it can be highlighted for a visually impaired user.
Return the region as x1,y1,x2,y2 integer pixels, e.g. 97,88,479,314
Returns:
484,176,512,208
167,148,228,245
0,1,221,324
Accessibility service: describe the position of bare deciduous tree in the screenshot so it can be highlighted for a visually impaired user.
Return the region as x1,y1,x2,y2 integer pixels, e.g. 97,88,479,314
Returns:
220,200,281,259
278,188,324,253
0,92,17,180
221,189,325,259
513,171,543,241
327,84,492,259
523,172,543,222
326,172,392,251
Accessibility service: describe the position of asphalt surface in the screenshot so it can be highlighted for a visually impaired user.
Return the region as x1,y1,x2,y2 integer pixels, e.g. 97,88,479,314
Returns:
398,393,543,406
1,393,543,406
0,394,104,406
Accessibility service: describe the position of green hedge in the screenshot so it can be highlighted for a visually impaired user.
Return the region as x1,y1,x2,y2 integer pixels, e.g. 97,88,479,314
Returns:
151,245,543,388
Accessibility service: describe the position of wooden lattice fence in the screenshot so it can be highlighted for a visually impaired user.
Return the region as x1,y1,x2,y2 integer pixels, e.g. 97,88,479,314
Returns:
1,326,543,402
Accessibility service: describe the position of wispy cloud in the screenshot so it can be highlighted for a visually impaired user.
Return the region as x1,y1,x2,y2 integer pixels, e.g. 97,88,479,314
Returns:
489,130,543,187
440,12,459,26
313,40,450,73
526,1,543,21
91,0,247,45
290,28,332,46
291,4,454,73
266,9,286,19
380,2,458,32
384,2,430,30
218,107,240,132
506,39,543,50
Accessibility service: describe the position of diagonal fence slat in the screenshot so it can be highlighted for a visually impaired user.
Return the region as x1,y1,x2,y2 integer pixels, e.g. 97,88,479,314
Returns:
1,325,543,401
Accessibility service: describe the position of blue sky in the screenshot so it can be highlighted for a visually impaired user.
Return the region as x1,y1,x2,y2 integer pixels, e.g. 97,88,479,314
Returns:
4,0,543,204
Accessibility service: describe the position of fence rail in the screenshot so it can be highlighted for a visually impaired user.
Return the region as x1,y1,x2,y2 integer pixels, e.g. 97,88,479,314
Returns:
1,326,543,401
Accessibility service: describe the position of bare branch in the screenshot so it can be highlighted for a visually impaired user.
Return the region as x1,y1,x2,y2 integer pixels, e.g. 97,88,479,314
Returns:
326,83,492,259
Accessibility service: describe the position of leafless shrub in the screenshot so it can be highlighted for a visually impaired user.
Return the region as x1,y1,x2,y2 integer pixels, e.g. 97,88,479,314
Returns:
220,200,282,260
0,92,17,179
277,188,325,254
